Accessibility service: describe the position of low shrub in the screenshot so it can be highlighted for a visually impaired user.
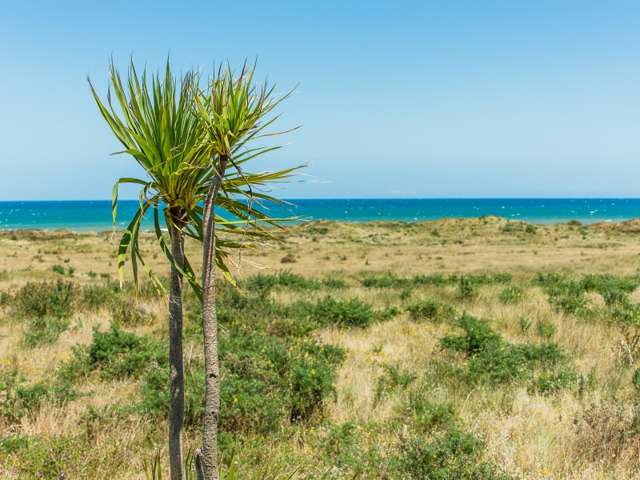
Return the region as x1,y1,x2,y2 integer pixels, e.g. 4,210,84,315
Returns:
289,341,345,422
290,296,378,328
406,299,455,323
85,325,164,380
13,280,77,319
533,370,577,395
401,396,456,433
440,314,502,356
139,328,345,433
535,272,640,317
138,359,205,428
390,430,511,480
441,314,567,386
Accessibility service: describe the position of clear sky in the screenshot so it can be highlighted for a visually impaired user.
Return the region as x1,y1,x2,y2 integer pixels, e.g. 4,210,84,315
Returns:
1,1,640,199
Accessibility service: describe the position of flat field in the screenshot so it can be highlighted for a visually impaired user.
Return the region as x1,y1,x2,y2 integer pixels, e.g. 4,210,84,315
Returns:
2,217,640,479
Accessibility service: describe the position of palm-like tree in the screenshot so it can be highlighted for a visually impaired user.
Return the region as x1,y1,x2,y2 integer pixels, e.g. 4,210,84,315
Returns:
89,60,206,480
193,63,297,479
91,59,297,480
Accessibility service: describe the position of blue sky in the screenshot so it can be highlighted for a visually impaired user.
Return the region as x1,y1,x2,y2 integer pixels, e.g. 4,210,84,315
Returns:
1,1,639,199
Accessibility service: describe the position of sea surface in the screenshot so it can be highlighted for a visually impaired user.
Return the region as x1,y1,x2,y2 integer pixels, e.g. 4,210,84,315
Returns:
0,199,639,231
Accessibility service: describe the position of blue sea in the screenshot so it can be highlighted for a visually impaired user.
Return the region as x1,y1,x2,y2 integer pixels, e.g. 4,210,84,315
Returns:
0,199,639,231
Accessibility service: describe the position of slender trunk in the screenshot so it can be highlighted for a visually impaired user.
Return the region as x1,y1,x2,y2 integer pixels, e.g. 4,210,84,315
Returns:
198,156,228,480
168,217,186,480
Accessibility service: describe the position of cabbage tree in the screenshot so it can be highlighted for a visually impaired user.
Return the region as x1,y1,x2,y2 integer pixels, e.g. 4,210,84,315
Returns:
193,62,297,479
89,60,206,480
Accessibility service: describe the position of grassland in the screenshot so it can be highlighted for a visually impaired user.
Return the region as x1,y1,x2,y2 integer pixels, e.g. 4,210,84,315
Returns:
2,216,640,478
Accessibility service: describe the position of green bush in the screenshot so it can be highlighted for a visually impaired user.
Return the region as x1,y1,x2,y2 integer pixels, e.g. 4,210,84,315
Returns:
440,314,502,356
289,341,345,422
245,271,318,291
402,396,456,433
533,370,577,395
13,280,77,319
406,299,455,323
602,289,629,307
536,274,590,316
581,274,639,294
534,272,640,317
467,272,512,285
85,325,164,380
129,284,348,436
391,430,511,480
139,328,344,434
138,359,205,428
322,277,348,289
550,292,589,316
306,225,329,235
291,296,378,328
441,314,567,386
502,222,517,233
611,302,640,326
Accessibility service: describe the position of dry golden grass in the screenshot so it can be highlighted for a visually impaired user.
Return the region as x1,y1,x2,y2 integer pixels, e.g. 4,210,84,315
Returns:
3,217,640,478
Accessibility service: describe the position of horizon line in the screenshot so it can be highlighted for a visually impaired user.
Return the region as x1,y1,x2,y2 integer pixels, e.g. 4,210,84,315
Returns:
3,196,640,202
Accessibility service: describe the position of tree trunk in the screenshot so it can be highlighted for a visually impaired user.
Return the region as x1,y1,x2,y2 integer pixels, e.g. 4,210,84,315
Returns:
198,156,228,480
168,218,186,480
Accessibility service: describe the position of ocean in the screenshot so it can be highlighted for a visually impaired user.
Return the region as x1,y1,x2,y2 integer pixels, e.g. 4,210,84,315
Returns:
0,198,639,230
